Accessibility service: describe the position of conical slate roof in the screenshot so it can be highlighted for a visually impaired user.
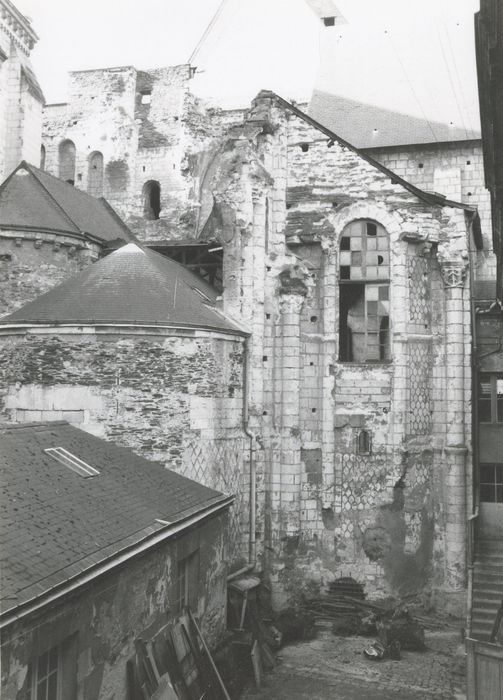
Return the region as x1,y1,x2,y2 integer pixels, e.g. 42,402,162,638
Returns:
0,243,245,334
0,162,133,244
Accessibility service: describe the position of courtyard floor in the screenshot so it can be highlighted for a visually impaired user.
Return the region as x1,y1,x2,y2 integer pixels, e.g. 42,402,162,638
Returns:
241,622,467,700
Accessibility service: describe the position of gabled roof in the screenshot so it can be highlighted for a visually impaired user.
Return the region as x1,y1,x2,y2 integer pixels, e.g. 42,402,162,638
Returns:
309,91,481,149
0,162,134,245
0,421,232,620
0,242,246,335
257,91,476,212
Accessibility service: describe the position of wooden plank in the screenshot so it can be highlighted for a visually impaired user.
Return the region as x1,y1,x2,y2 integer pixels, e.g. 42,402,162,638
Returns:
127,658,142,700
260,641,275,670
251,640,262,689
150,673,181,700
135,639,157,697
188,610,231,700
147,641,161,683
466,637,503,700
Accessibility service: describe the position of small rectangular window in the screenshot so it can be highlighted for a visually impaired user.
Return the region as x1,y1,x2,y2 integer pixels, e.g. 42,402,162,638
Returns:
140,91,151,105
44,447,99,478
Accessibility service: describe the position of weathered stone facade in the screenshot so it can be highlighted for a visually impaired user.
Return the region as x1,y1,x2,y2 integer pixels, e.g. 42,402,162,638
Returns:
0,327,249,564
187,92,475,611
1,511,229,700
0,230,99,316
366,140,495,283
42,65,241,242
0,0,43,181
4,62,485,613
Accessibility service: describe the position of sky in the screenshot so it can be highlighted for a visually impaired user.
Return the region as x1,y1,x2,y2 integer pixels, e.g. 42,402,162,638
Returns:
16,0,481,132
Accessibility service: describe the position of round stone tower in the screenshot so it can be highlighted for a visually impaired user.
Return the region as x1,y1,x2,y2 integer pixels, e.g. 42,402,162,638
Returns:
0,242,249,561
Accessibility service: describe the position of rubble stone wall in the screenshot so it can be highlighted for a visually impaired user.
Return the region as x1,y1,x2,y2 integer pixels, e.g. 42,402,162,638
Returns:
42,66,238,243
0,230,100,317
0,511,229,700
0,329,249,563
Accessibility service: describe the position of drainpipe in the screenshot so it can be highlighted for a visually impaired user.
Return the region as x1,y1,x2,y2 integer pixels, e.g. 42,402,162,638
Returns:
227,335,257,581
466,216,481,636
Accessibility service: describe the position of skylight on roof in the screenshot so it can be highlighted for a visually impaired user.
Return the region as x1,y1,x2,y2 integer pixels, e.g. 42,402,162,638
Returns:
44,447,100,478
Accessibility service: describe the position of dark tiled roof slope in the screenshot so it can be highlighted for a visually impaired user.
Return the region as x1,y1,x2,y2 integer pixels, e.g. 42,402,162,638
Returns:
0,162,134,244
0,243,245,334
0,421,229,615
309,91,481,149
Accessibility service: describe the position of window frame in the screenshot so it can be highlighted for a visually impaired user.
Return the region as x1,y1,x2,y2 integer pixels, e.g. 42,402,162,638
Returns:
479,463,503,503
28,643,61,700
175,550,199,614
478,373,503,424
338,219,391,363
44,447,100,478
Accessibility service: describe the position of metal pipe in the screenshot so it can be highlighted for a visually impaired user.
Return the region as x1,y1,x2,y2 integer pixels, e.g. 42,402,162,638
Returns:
227,335,257,582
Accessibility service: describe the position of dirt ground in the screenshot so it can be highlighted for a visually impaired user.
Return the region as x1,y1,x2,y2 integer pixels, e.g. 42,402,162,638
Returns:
241,622,467,700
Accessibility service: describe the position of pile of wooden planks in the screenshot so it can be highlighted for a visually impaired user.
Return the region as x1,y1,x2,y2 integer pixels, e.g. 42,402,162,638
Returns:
227,577,276,690
127,610,231,700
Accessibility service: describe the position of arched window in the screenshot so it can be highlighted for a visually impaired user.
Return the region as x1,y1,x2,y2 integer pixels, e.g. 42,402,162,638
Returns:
58,139,76,184
87,151,104,197
357,430,371,454
142,180,161,220
339,219,390,362
40,145,46,170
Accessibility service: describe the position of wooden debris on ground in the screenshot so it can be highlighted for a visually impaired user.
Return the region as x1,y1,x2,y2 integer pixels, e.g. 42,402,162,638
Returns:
227,576,277,689
126,612,231,700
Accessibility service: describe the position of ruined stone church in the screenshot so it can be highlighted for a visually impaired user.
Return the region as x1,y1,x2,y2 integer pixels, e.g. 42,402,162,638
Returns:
0,0,500,623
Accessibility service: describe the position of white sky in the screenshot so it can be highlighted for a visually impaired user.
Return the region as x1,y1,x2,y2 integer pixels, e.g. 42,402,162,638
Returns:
17,0,481,131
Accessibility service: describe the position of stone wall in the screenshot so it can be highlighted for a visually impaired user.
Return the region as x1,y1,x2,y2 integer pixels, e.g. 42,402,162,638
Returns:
0,230,100,317
1,511,229,700
0,328,249,563
200,94,473,610
0,3,42,180
366,141,495,282
42,67,250,243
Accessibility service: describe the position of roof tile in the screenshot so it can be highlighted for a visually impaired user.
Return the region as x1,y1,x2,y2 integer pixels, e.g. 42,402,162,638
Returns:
0,162,134,244
309,91,481,149
0,421,230,616
0,242,245,334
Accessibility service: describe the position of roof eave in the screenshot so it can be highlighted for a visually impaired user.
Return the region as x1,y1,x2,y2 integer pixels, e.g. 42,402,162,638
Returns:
0,494,234,629
0,321,250,338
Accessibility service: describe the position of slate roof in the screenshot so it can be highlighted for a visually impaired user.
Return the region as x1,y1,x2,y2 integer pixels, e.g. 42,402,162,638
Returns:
0,161,134,245
259,91,476,213
0,421,232,619
309,91,481,149
0,242,245,334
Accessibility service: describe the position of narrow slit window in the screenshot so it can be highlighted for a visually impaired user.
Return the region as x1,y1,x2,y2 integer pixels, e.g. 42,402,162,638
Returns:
58,139,76,184
44,447,100,478
142,180,161,220
357,430,371,454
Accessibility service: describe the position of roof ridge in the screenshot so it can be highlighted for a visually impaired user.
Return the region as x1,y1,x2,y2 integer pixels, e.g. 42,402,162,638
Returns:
21,162,81,233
